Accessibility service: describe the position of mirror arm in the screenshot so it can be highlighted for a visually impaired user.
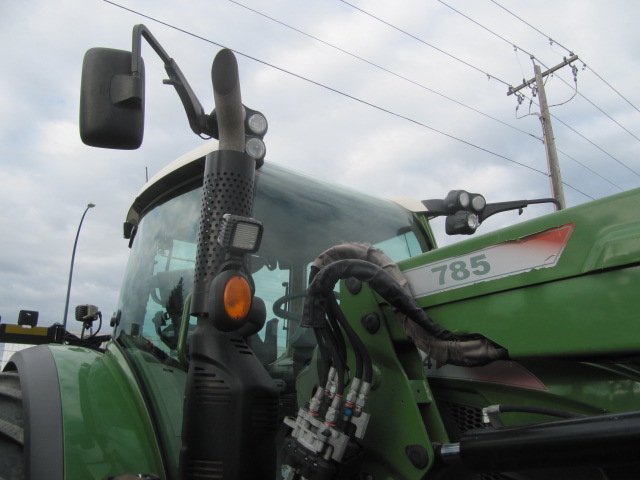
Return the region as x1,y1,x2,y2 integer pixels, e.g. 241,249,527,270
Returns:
421,199,447,217
479,198,560,223
131,24,215,138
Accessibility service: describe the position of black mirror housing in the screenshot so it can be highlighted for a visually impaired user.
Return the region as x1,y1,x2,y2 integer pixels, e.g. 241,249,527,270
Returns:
79,48,145,149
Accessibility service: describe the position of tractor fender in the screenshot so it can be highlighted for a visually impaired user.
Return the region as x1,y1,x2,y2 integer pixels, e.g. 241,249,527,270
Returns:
6,343,166,480
6,345,64,480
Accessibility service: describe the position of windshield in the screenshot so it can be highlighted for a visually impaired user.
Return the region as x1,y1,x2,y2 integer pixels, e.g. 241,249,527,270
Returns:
115,162,430,361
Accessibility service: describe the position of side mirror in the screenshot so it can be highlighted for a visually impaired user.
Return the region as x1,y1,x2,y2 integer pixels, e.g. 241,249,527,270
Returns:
79,48,145,149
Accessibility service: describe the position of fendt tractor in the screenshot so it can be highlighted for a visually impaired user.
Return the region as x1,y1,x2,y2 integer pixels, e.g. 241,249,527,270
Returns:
2,24,640,480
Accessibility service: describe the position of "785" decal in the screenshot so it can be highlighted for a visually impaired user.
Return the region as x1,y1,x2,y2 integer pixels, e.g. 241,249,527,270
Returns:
431,254,491,285
403,224,574,298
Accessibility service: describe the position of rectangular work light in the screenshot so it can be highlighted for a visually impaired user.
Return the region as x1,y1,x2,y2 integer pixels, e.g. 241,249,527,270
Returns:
217,214,264,254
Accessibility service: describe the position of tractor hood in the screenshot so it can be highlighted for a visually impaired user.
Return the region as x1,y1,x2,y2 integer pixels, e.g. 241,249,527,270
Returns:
399,187,640,358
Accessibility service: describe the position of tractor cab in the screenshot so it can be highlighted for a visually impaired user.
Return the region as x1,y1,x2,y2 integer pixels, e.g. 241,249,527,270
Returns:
115,143,433,360
108,142,435,474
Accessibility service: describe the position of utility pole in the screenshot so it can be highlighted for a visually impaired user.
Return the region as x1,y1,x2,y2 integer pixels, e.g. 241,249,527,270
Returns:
508,55,579,210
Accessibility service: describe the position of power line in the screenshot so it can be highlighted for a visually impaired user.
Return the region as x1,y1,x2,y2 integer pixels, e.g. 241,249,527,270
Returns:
103,0,595,201
488,0,640,115
439,0,640,146
339,0,511,86
436,0,640,177
488,0,573,53
486,0,640,141
515,86,640,178
561,181,594,201
556,148,624,192
339,0,631,190
242,2,609,199
515,91,627,189
570,79,640,143
436,0,539,65
588,67,640,114
550,112,640,176
229,0,541,142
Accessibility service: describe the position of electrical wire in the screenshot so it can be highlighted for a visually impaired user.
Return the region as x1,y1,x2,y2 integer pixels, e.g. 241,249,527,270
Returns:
488,0,640,115
340,0,511,87
337,0,625,195
556,148,624,192
436,0,539,65
550,112,640,177
103,0,597,201
433,0,640,177
569,79,640,143
514,86,639,178
439,0,640,146
588,67,640,115
489,0,572,53
230,0,541,143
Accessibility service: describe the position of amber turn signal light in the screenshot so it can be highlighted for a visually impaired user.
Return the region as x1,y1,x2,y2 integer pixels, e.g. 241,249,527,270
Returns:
223,275,252,320
209,270,254,331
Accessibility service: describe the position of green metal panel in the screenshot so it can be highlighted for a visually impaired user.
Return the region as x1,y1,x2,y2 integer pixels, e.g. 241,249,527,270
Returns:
428,359,640,428
339,284,450,479
426,265,640,357
403,187,640,303
400,188,640,358
49,343,166,479
116,335,187,480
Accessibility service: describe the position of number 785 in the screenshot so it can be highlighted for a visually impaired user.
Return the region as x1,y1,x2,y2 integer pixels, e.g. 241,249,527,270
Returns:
431,254,491,285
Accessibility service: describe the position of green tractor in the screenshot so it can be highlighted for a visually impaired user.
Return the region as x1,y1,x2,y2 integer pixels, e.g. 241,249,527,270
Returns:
2,25,640,480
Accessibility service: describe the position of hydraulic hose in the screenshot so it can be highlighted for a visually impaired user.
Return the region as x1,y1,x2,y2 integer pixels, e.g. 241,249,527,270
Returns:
329,294,371,384
306,259,454,339
306,243,508,367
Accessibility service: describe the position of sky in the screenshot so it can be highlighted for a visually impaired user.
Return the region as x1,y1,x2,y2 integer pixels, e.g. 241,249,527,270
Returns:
1,0,639,329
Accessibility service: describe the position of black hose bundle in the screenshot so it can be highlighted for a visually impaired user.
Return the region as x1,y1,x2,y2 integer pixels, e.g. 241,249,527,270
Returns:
304,243,508,368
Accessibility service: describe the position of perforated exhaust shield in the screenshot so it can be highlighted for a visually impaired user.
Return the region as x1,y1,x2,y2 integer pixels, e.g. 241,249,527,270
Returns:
190,149,255,317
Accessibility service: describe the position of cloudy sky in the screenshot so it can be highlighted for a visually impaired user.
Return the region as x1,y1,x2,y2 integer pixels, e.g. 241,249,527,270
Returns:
1,0,639,329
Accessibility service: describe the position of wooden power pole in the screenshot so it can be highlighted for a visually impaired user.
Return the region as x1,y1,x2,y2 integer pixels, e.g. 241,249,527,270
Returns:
508,55,579,210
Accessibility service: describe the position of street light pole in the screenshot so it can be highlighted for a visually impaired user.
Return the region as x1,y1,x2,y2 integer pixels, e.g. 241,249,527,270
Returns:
62,203,95,329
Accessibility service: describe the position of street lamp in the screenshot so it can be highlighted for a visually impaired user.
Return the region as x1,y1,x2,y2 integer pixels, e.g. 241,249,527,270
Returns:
62,203,95,329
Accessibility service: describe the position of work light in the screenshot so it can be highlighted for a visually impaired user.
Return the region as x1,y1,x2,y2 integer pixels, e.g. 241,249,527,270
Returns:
444,190,470,211
245,137,266,161
470,193,487,213
445,211,479,235
246,111,268,136
217,214,263,254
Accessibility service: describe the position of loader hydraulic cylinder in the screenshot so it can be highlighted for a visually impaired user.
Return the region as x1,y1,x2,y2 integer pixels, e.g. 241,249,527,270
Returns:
437,410,640,472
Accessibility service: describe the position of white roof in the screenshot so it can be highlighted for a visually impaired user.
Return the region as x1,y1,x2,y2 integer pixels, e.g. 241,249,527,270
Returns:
126,141,219,226
142,140,219,196
388,196,427,213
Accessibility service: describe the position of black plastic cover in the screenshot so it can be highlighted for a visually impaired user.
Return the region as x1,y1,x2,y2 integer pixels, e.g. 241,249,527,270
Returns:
79,48,145,149
179,321,279,479
190,150,256,316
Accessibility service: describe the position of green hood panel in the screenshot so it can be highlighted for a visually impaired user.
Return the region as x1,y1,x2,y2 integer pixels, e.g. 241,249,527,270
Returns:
49,343,166,479
400,188,640,358
402,187,640,307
